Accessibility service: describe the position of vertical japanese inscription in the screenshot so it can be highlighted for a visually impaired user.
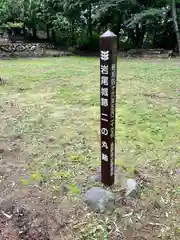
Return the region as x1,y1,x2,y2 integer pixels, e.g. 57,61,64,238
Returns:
100,30,117,186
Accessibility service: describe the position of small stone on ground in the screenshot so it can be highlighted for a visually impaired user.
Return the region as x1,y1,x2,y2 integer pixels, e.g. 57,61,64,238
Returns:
125,179,138,198
84,187,115,213
0,77,6,85
60,184,69,195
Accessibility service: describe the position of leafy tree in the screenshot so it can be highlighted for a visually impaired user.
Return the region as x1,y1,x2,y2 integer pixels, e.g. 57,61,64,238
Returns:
172,0,180,52
0,0,179,51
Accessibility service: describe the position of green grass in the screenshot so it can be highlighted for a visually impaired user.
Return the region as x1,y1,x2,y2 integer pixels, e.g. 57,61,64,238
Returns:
0,57,180,239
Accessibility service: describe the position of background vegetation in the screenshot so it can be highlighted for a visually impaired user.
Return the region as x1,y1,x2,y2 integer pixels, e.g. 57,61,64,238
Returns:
0,0,180,52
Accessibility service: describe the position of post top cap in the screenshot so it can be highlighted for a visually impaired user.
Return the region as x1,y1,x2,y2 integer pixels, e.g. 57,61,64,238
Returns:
100,30,117,38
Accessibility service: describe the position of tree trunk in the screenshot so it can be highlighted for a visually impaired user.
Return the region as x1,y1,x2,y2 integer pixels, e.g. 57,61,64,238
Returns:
87,4,92,37
46,24,50,40
153,27,157,47
32,27,37,39
172,0,180,53
23,23,26,39
135,22,146,48
128,29,136,47
135,24,142,48
115,12,122,50
140,22,146,48
51,29,56,43
70,19,77,45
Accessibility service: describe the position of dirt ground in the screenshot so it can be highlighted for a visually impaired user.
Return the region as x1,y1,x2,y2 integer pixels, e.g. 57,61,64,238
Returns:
0,137,178,240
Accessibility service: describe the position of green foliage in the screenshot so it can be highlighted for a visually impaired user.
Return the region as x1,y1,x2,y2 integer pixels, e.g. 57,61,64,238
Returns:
53,171,70,179
125,7,168,29
3,22,24,28
80,220,109,240
76,32,99,52
0,0,180,50
68,184,81,196
31,171,42,181
20,177,30,185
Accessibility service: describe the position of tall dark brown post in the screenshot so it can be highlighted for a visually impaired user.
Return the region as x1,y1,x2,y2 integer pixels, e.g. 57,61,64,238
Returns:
100,30,117,186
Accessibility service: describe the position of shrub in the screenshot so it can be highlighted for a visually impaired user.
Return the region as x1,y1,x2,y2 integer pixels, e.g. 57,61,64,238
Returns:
76,32,100,52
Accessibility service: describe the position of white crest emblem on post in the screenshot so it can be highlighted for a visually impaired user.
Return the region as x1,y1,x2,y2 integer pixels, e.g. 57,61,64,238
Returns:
101,51,109,61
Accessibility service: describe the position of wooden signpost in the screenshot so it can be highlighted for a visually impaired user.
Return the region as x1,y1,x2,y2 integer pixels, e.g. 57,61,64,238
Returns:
100,30,117,186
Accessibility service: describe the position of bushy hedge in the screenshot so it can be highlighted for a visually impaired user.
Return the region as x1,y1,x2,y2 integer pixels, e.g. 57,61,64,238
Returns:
76,32,99,52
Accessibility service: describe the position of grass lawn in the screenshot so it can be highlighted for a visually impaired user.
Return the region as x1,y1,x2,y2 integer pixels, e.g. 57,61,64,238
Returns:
0,57,180,239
